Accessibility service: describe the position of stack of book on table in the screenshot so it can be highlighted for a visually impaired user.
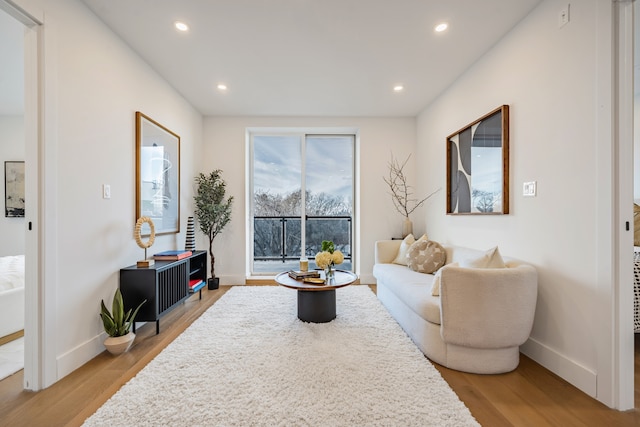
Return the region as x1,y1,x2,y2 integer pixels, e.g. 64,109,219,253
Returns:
189,279,205,293
153,250,192,261
288,270,321,280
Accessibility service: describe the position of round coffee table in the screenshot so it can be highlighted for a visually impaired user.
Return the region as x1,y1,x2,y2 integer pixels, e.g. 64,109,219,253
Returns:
275,269,358,323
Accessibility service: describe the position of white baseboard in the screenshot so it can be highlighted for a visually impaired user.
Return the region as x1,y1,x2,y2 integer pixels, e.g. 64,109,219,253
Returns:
521,336,597,397
220,275,247,285
358,274,376,284
56,332,105,381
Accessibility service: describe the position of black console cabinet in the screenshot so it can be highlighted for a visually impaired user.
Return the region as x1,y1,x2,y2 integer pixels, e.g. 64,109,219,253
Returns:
120,250,207,334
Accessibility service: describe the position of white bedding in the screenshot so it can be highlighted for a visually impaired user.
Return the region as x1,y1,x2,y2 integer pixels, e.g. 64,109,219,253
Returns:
0,255,25,339
0,255,25,292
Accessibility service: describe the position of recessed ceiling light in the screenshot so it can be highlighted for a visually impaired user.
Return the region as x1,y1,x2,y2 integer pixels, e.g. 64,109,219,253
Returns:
217,84,228,91
435,23,448,33
393,85,404,92
174,21,189,32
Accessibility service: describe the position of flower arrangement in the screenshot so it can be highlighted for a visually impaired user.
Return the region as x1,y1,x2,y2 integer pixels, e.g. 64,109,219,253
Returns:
315,240,344,279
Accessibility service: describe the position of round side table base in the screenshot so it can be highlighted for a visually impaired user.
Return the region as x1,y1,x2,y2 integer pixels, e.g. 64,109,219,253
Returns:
297,289,336,323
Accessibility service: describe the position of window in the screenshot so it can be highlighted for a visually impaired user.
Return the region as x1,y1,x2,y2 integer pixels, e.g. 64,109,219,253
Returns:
250,132,354,275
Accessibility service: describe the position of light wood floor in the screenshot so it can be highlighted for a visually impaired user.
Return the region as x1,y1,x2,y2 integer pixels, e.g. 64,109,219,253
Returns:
0,284,639,427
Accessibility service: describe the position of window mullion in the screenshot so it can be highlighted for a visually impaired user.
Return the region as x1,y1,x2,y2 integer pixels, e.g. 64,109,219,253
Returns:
300,134,306,259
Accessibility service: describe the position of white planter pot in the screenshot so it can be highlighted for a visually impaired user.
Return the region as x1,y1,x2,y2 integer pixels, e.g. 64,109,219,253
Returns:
104,332,135,355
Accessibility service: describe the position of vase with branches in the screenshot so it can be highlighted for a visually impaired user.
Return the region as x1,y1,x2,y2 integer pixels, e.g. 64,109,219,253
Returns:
194,170,234,289
383,153,439,237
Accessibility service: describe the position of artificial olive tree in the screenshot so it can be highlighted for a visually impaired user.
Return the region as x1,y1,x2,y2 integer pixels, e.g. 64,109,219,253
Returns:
194,170,234,283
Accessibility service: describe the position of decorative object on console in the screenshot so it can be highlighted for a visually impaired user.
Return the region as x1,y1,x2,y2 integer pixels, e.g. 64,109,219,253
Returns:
194,170,234,290
447,105,509,215
314,240,344,281
185,216,196,251
383,153,439,237
4,161,25,218
136,111,180,235
134,216,156,268
99,288,145,355
153,250,192,261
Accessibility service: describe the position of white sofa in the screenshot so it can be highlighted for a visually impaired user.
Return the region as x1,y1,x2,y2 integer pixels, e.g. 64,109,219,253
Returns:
373,240,537,374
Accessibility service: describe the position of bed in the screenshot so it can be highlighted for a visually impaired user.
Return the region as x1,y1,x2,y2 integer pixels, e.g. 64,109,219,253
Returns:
0,255,25,339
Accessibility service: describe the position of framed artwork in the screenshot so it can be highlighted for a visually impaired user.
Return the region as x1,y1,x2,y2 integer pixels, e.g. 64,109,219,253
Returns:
446,105,509,215
136,112,180,235
5,161,25,218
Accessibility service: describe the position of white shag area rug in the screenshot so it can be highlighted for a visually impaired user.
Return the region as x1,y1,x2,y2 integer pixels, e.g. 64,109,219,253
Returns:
83,285,479,427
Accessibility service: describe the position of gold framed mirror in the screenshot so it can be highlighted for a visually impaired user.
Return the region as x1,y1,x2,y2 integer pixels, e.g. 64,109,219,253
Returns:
136,111,180,234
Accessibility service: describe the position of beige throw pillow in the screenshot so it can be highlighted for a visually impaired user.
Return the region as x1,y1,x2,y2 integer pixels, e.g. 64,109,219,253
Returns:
407,240,446,274
459,246,506,269
392,234,415,265
431,262,458,296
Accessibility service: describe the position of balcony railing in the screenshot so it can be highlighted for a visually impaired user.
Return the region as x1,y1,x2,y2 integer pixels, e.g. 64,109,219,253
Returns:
253,215,352,272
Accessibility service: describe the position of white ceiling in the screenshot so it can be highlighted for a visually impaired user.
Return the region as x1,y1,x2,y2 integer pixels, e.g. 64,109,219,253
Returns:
1,1,545,117
80,0,542,117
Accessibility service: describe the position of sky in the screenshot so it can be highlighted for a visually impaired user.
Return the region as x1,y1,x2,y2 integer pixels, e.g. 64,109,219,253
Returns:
253,135,353,200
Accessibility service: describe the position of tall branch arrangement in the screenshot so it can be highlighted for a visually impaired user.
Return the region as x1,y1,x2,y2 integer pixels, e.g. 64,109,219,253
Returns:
383,153,439,218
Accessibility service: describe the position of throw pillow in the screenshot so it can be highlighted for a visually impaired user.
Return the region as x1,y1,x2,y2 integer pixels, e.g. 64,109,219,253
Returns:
431,262,458,296
459,246,506,269
392,234,415,265
407,240,446,274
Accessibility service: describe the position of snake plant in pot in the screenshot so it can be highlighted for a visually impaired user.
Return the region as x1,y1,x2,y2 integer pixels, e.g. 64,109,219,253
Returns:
100,288,145,355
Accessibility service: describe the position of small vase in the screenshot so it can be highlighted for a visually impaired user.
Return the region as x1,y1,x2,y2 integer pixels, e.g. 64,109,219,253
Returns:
324,265,335,282
402,218,413,238
185,216,196,251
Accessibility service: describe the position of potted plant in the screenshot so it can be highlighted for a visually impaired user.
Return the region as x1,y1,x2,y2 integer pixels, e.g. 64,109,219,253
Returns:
383,153,439,237
194,169,234,289
100,288,145,355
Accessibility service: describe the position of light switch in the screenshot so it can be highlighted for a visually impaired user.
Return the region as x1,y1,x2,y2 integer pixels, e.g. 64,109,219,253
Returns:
523,181,537,197
103,184,111,199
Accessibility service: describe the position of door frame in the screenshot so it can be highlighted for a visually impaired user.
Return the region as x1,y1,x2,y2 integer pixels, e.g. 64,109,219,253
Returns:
0,0,57,391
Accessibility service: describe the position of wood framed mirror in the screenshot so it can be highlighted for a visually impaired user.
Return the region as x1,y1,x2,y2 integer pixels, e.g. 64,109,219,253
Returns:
136,112,180,234
446,105,509,215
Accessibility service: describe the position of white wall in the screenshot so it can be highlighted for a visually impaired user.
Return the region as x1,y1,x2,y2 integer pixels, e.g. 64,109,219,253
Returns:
14,0,203,380
634,94,640,202
202,116,417,284
417,0,615,403
0,115,25,256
